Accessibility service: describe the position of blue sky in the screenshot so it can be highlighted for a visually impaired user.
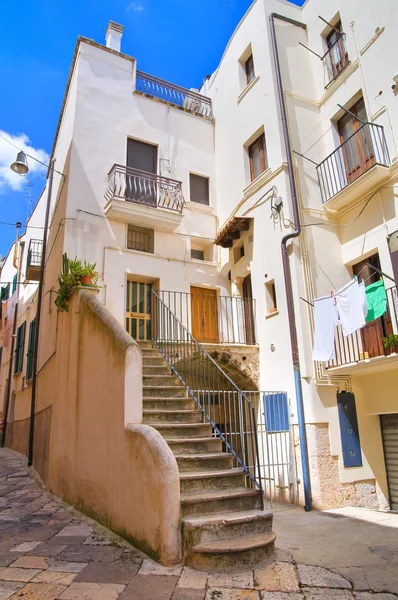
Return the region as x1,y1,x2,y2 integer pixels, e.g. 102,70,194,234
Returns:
0,0,305,258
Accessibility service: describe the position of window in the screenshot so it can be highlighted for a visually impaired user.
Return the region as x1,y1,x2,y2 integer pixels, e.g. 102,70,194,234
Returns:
248,133,267,181
234,244,245,264
245,55,255,85
12,273,17,294
26,318,36,381
265,280,277,315
190,174,209,206
191,249,205,261
127,225,154,253
14,321,26,375
324,19,349,83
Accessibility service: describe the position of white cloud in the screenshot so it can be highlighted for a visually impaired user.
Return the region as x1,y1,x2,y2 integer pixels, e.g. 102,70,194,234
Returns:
0,130,49,193
126,1,144,11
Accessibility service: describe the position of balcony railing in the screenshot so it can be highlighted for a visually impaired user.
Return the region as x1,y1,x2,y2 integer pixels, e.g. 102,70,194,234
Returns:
26,239,43,281
327,286,398,368
135,71,213,119
317,123,390,204
323,34,349,87
105,164,185,213
158,290,257,345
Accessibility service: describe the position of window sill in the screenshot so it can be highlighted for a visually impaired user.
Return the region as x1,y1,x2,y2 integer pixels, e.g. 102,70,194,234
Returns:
188,258,217,267
243,167,272,198
266,310,279,320
238,75,260,104
185,201,214,214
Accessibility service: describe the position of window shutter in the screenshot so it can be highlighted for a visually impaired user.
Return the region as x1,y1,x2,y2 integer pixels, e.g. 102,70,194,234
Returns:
26,319,36,381
12,274,18,294
337,391,362,468
263,392,289,432
14,321,26,374
190,174,210,205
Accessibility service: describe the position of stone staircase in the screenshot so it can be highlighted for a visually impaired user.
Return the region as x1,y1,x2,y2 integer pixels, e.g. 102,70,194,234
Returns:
140,341,276,572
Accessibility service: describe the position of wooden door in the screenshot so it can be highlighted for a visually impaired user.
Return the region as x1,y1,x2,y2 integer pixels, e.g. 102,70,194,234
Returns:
126,138,157,205
338,99,375,183
126,280,153,341
191,287,218,343
242,275,256,345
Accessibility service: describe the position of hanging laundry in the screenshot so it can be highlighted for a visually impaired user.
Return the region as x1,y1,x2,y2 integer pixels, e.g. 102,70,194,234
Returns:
335,279,366,337
312,295,336,362
359,281,368,319
365,279,387,322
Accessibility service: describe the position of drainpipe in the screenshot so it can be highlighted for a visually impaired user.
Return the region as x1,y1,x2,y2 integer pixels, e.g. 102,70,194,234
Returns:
269,13,312,510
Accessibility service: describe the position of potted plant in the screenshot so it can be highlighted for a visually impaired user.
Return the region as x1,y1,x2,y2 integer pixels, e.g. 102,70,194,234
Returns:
79,260,99,287
382,334,398,356
382,336,391,356
55,254,100,311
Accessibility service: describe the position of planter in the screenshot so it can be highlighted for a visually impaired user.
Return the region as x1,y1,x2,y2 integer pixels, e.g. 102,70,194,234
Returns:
384,347,392,356
80,274,93,286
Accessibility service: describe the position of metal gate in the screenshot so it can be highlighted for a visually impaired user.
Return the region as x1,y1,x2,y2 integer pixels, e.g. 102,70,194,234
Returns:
244,391,296,507
380,413,398,511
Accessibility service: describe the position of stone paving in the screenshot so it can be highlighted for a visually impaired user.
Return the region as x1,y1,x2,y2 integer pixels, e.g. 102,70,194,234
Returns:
0,448,396,600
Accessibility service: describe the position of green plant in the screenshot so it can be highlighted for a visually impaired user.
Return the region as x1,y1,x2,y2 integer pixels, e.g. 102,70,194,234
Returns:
54,254,99,311
382,334,398,351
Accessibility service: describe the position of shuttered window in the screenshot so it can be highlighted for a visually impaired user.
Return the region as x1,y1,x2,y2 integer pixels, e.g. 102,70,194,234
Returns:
263,392,289,432
190,174,210,206
26,318,36,381
248,133,267,181
127,225,154,253
245,55,255,84
14,321,26,375
12,273,18,294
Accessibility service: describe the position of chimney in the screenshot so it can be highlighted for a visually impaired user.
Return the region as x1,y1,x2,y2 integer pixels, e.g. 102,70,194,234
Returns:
105,21,124,52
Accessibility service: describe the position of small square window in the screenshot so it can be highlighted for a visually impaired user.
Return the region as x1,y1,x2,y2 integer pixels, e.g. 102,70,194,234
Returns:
190,174,209,206
265,281,277,315
191,249,205,261
248,133,267,181
127,224,154,253
234,244,245,264
245,55,255,85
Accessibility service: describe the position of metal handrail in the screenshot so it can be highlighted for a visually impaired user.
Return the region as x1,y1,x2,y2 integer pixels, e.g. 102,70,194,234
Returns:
136,70,213,119
157,289,257,345
151,290,264,508
322,33,349,86
105,164,185,213
27,239,43,268
316,122,390,203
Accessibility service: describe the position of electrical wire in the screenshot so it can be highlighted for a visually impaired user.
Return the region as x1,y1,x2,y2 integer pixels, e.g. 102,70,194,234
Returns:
0,132,64,177
0,221,45,230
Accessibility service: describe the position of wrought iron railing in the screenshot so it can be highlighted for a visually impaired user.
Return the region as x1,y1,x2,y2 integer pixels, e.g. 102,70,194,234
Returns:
158,290,257,345
317,122,390,203
105,164,185,213
27,239,43,268
151,290,264,507
323,34,349,86
135,71,213,119
327,286,398,368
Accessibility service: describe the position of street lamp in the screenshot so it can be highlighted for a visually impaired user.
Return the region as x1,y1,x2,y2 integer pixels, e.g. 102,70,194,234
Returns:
6,150,57,466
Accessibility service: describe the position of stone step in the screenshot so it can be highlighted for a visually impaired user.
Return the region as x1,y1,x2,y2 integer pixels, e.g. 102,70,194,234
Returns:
143,398,196,411
141,348,164,357
143,365,171,376
152,423,212,439
168,437,223,455
176,453,234,472
143,410,203,425
143,386,188,398
183,510,273,548
180,469,245,494
142,356,167,366
137,341,155,349
187,531,276,572
143,375,180,386
181,487,260,517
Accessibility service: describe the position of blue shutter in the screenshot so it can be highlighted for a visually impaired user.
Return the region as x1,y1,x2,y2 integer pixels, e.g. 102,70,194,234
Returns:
337,391,362,468
263,392,289,432
26,319,36,381
12,273,18,294
14,321,26,374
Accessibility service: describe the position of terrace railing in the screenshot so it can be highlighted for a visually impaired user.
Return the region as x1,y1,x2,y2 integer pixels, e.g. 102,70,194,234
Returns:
135,71,213,119
26,239,43,281
105,164,185,213
317,122,390,203
323,34,349,86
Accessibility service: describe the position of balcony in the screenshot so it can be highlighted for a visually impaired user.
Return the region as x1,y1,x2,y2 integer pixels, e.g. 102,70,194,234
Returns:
317,123,391,211
323,34,350,88
326,286,398,374
104,165,185,231
26,239,43,281
135,71,213,120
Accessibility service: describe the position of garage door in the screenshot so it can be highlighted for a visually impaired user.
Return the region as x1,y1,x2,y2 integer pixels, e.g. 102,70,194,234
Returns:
380,414,398,511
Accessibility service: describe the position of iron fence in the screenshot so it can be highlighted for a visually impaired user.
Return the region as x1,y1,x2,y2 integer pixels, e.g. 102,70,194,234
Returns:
105,164,185,213
151,290,264,507
27,239,43,268
135,71,213,119
157,290,257,345
317,122,390,203
328,286,398,368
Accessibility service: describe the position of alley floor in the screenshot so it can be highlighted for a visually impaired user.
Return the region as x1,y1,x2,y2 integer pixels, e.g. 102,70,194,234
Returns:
0,449,397,600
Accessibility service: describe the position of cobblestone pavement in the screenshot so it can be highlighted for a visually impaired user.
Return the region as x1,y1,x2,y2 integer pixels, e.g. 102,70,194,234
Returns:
0,449,396,600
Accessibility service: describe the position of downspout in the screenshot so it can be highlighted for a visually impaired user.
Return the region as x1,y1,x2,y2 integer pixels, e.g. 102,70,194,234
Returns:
269,13,312,510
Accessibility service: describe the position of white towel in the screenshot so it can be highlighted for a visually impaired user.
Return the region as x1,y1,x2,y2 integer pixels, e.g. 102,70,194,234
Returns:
335,279,366,337
313,295,336,362
358,281,368,319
